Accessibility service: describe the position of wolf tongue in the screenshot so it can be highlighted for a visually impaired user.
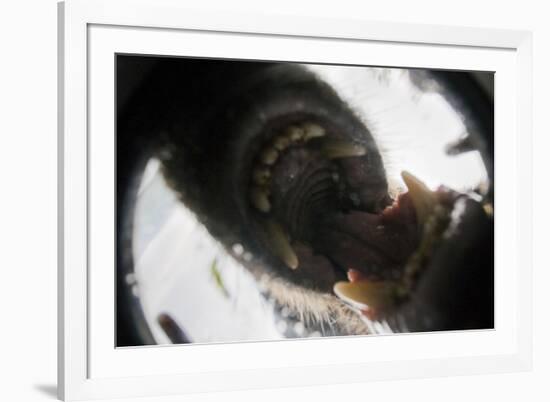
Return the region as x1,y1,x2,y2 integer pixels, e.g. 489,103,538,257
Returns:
313,197,419,278
314,212,394,275
313,193,419,277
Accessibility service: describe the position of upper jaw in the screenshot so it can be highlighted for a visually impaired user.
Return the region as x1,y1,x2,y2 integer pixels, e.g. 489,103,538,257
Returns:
243,115,389,289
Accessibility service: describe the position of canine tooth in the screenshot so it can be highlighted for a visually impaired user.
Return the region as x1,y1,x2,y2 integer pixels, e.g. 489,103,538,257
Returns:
333,280,396,310
302,122,326,140
265,221,299,270
273,135,291,151
286,125,305,142
321,140,367,159
250,187,271,213
401,171,437,225
252,166,271,186
260,148,279,165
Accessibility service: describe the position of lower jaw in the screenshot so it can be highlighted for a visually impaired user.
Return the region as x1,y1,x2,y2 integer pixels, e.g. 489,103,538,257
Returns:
257,179,493,335
335,191,493,334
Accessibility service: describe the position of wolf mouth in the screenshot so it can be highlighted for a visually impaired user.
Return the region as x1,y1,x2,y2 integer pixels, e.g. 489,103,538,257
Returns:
239,113,491,330
117,57,494,345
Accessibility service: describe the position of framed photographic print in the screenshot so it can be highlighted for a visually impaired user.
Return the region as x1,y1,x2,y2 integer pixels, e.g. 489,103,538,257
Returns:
58,0,533,400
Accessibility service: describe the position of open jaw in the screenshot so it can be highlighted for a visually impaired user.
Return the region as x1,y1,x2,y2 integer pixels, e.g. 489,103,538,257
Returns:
243,117,493,334
116,58,494,344
141,60,493,336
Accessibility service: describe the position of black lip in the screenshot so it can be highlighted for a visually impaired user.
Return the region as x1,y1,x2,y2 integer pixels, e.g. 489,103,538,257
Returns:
385,196,494,332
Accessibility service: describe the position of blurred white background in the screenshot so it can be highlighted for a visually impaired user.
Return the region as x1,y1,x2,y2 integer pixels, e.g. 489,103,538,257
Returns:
0,0,548,401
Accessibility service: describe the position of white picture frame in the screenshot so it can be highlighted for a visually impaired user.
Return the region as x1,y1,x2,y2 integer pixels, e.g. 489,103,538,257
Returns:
58,0,533,400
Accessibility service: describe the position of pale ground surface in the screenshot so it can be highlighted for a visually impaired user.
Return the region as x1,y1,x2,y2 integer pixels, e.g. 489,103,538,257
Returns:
133,159,283,344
